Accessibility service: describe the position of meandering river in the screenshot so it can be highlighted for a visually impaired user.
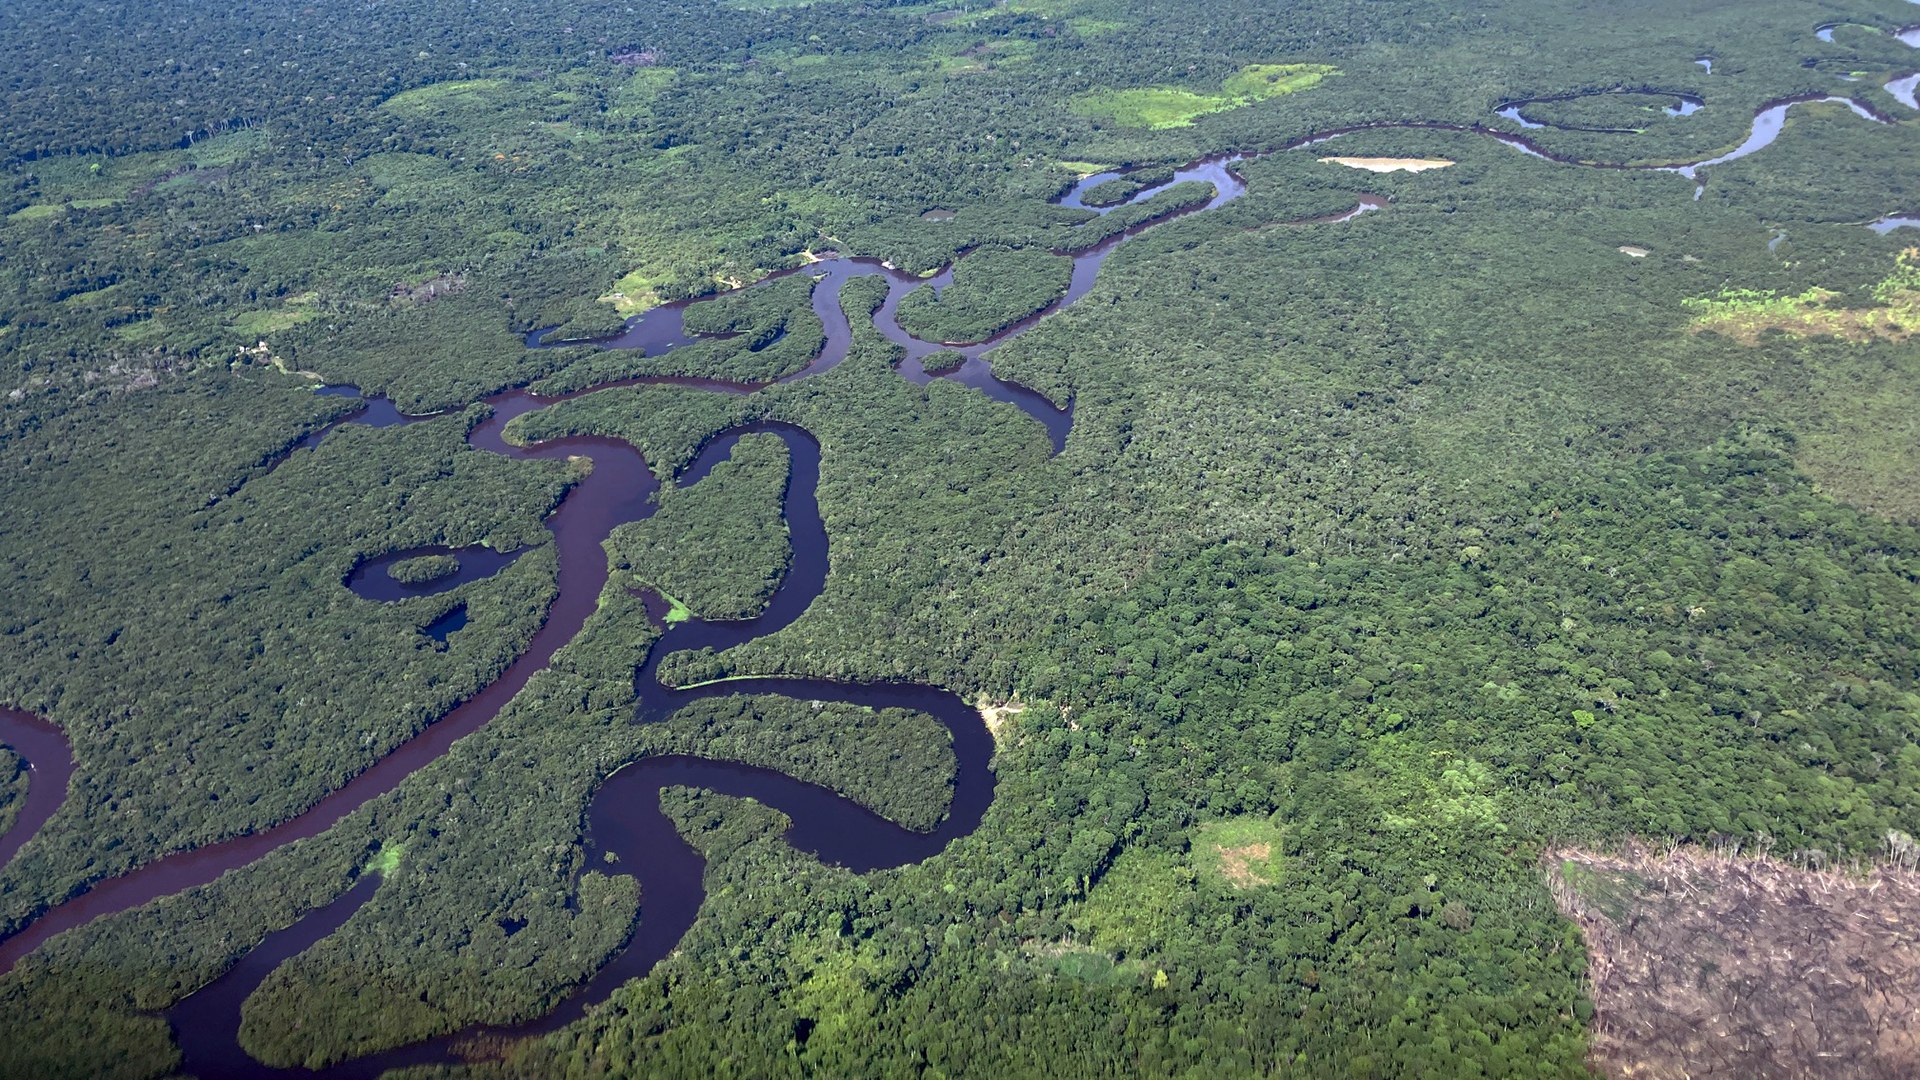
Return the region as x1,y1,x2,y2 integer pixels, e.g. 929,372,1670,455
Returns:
0,85,1902,1075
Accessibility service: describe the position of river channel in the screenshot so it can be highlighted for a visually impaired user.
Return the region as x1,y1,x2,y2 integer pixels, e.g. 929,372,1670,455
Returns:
0,86,1902,1074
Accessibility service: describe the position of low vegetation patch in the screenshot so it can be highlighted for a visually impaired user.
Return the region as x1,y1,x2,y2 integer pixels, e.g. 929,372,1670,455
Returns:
601,266,671,316
1072,62,1338,128
974,693,1025,746
659,591,694,624
1220,63,1339,101
228,308,320,338
1020,939,1149,985
366,841,408,874
1686,253,1920,520
1055,159,1114,177
1684,248,1920,344
1194,816,1286,889
379,79,510,114
8,198,117,221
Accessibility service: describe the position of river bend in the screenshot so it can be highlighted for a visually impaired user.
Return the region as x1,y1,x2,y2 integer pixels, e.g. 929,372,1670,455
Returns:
0,87,1903,1075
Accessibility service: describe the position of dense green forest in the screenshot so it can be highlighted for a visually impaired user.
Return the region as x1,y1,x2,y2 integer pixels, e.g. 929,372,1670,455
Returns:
895,246,1075,342
0,749,22,840
3,0,1920,1075
610,430,795,620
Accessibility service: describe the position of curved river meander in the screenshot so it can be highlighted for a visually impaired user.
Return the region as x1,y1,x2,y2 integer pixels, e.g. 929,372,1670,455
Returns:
0,85,1909,1074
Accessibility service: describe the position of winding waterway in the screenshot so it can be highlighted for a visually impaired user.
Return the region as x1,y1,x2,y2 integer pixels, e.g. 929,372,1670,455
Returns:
1889,72,1920,110
1495,89,1706,132
0,87,1904,1075
166,421,995,1079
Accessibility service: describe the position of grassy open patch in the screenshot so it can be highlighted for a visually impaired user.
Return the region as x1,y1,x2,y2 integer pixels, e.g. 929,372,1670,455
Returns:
935,38,1038,74
1023,941,1149,985
1074,87,1234,129
1795,343,1920,523
1685,248,1920,344
924,0,1110,28
9,198,117,221
1072,63,1338,128
612,68,676,114
1685,251,1920,519
186,128,268,168
660,592,694,624
601,266,671,315
366,842,408,875
1055,160,1115,177
229,308,320,339
1193,817,1286,889
1220,63,1338,101
1067,16,1128,35
380,79,511,114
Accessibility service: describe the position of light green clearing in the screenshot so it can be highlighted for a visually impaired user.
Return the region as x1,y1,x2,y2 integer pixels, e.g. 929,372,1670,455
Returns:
934,0,1102,26
1072,63,1338,129
229,308,319,338
367,842,407,875
9,198,117,221
660,592,694,624
1073,87,1230,129
60,281,125,307
186,128,268,168
1554,860,1644,923
1684,249,1920,344
1193,817,1286,887
601,266,671,315
935,38,1039,74
613,67,676,114
12,131,263,217
1036,947,1147,985
380,79,510,114
113,319,169,343
153,173,206,194
1055,160,1115,177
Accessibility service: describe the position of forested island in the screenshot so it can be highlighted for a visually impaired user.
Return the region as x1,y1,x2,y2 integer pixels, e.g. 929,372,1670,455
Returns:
3,0,1920,1076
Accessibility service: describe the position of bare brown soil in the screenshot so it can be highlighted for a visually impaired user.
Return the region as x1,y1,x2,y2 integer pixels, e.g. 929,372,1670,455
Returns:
1548,841,1920,1079
975,695,1026,748
1215,842,1274,889
390,271,468,305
